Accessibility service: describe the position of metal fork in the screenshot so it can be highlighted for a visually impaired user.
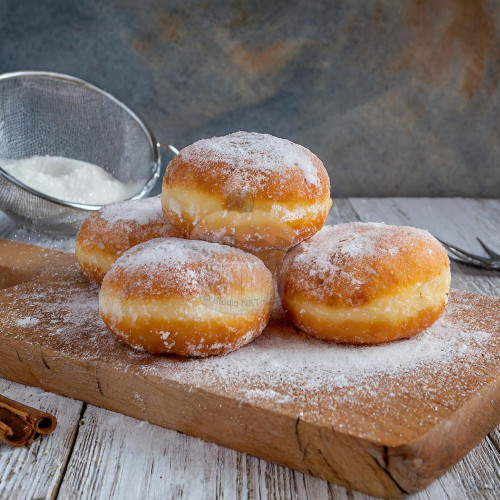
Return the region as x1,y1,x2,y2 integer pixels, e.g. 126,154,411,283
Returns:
437,237,500,271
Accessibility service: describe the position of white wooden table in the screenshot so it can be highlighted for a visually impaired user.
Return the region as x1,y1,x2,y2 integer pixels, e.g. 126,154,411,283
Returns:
0,198,499,500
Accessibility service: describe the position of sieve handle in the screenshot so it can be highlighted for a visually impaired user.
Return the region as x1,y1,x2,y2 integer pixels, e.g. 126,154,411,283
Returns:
157,142,179,157
154,143,179,195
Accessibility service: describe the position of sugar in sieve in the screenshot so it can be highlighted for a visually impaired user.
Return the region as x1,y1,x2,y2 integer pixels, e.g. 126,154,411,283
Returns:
0,71,178,234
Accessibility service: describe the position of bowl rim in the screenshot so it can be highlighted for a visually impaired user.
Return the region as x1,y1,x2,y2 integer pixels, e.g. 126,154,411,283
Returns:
0,70,160,211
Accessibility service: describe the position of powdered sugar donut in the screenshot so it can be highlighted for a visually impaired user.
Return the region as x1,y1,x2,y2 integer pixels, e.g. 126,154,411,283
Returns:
99,238,274,357
278,223,451,344
162,132,332,253
75,197,182,283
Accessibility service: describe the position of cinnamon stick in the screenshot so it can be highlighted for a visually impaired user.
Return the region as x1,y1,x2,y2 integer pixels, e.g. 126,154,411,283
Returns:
0,394,57,447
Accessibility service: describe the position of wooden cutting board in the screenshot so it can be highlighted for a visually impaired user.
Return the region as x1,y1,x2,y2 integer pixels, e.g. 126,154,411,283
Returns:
0,239,499,499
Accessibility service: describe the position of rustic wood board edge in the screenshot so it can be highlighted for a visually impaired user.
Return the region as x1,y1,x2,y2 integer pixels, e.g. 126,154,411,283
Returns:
1,321,499,499
0,239,73,289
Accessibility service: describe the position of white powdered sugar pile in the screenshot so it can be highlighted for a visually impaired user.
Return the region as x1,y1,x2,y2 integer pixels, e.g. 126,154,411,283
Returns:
14,317,40,327
180,131,321,187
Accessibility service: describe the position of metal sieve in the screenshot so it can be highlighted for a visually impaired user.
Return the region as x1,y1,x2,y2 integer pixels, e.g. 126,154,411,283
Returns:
0,71,178,234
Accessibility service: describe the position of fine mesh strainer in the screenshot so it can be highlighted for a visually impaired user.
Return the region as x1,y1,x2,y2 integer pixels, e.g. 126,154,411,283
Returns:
0,71,178,234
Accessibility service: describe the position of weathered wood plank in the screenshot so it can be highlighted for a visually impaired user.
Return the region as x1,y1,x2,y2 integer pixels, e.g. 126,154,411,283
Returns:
51,401,500,500
0,379,83,500
57,405,353,500
490,428,500,455
326,198,361,225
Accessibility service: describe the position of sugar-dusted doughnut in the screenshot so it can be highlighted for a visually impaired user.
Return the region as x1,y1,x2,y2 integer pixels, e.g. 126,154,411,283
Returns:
162,132,332,253
278,223,451,344
75,197,182,283
99,238,274,356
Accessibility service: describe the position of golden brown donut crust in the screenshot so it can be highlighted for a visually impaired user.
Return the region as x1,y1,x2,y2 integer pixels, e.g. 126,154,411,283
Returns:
278,223,451,344
287,298,447,344
99,238,274,357
75,197,182,283
164,132,330,204
162,132,332,251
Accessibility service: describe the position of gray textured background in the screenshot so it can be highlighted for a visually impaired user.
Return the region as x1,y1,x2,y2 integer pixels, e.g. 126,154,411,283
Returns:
1,0,499,197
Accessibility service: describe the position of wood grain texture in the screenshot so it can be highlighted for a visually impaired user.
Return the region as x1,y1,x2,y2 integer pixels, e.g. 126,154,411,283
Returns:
56,409,500,500
0,240,499,497
0,239,73,289
0,199,499,500
57,405,348,500
0,379,83,500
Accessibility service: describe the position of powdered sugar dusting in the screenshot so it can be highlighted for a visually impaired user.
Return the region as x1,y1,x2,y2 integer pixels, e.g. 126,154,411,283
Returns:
167,301,490,390
2,268,498,444
76,197,181,261
107,238,270,299
280,222,446,301
296,222,433,263
180,131,321,187
14,317,40,327
114,237,248,272
97,197,165,226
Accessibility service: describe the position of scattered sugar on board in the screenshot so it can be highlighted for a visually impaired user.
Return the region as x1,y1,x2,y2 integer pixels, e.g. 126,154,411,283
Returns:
180,131,320,187
160,298,492,392
14,317,40,327
3,274,498,442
